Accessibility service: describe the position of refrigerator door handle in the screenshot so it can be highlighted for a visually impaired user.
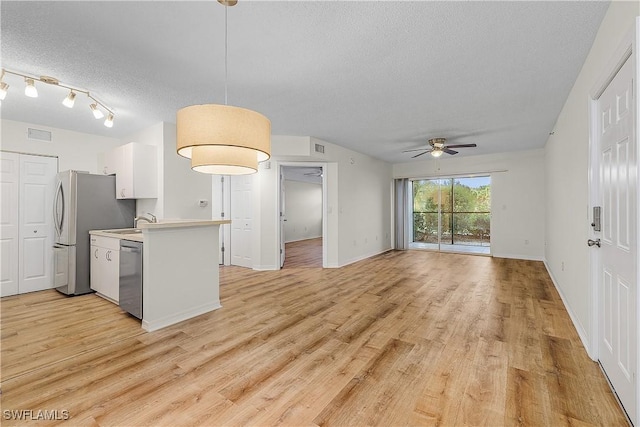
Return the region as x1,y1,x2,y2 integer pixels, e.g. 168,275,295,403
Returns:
53,180,64,237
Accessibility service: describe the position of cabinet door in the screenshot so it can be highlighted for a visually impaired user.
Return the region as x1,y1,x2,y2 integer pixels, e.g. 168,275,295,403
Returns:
131,143,158,198
116,144,134,199
115,143,157,199
103,249,120,302
90,245,103,294
103,148,121,176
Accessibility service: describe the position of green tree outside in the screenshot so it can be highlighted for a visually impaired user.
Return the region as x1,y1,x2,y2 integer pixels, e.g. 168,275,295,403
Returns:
412,177,491,246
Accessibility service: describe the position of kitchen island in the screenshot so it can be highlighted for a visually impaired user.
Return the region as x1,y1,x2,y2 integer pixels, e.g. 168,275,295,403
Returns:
91,220,230,332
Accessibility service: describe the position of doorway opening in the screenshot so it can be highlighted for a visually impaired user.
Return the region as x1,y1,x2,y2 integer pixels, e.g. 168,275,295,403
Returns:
279,164,327,269
409,176,491,255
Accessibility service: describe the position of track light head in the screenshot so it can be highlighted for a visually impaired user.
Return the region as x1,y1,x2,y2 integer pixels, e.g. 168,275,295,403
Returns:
0,82,8,100
62,90,76,108
24,78,38,98
104,113,114,128
90,103,104,119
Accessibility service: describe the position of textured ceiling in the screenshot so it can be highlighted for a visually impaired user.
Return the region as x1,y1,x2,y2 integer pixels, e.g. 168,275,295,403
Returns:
1,1,609,164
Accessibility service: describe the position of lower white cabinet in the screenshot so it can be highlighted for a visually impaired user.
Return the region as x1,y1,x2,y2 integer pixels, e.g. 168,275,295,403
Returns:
90,236,120,303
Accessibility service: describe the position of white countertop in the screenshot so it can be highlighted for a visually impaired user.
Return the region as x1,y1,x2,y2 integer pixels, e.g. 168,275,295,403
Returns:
90,229,144,242
139,219,230,229
90,220,230,242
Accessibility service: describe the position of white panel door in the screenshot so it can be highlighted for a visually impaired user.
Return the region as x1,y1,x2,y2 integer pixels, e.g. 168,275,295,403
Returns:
598,56,637,423
0,152,20,297
230,175,253,268
19,155,57,293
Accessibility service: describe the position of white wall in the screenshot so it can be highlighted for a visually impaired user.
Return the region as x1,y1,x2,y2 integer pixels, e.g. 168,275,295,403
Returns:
545,2,640,350
1,119,122,173
252,135,392,269
393,149,546,260
161,122,212,220
284,179,322,242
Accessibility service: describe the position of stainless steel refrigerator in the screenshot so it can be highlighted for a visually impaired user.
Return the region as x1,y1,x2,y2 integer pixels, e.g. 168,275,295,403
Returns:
53,170,135,296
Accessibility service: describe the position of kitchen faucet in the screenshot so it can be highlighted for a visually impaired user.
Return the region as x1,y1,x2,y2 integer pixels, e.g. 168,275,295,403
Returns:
134,213,157,227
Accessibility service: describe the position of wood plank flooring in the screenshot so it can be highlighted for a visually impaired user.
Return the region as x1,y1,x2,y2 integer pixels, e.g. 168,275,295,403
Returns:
284,238,322,268
0,251,628,426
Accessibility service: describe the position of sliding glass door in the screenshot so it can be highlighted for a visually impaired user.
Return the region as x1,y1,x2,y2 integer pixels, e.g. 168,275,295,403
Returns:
410,176,491,254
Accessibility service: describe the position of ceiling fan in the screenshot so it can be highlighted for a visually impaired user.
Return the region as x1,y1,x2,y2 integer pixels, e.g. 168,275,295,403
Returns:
403,138,477,158
304,168,323,177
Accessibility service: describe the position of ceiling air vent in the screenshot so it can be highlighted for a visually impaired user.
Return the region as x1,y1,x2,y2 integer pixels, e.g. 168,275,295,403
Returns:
314,143,325,154
27,128,52,142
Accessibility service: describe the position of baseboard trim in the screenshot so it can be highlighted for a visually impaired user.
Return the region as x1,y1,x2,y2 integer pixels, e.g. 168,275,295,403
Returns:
142,301,222,332
339,248,393,268
253,265,279,271
492,253,544,261
543,259,594,359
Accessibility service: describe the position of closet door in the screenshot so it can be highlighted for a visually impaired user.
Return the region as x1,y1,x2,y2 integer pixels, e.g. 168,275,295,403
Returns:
19,155,57,293
0,152,20,297
0,152,57,296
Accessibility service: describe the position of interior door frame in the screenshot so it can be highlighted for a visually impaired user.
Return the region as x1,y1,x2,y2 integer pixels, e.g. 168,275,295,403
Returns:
588,16,639,408
277,161,328,268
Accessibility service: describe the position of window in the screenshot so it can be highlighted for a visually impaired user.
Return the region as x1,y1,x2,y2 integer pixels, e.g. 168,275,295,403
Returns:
410,176,491,254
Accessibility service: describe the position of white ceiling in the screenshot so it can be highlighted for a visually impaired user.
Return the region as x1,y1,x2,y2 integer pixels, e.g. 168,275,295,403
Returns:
1,1,609,164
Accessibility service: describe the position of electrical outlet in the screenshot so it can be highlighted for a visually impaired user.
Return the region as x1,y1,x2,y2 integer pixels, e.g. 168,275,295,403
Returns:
524,239,529,245
561,262,565,271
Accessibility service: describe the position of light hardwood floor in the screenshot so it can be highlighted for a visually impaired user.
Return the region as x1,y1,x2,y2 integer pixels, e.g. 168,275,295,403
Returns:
284,238,322,269
1,251,628,426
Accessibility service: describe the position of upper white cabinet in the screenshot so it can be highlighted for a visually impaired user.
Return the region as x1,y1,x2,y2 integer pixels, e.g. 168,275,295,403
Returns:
102,148,119,176
104,142,158,199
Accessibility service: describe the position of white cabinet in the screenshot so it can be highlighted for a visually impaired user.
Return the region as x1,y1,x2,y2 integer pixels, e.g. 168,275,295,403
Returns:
102,149,119,176
104,142,157,199
90,235,120,303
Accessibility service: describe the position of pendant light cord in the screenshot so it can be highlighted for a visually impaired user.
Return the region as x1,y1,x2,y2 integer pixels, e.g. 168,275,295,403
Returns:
224,4,228,106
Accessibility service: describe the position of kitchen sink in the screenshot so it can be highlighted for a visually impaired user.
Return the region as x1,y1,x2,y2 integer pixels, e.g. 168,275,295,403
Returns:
106,228,143,234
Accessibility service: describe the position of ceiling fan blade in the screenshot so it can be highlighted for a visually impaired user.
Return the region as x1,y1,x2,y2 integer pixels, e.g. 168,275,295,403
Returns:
412,151,431,158
443,148,458,155
403,148,429,153
445,143,477,148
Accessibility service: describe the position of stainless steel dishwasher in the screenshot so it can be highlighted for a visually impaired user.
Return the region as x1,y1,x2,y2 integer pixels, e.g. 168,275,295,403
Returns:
119,240,142,319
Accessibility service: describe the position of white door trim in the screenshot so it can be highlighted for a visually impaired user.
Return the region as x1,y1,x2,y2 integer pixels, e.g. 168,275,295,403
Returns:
588,17,639,417
277,161,328,269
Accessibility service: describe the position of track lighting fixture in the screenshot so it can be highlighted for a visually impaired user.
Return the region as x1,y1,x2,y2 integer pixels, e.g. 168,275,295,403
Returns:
104,113,114,128
2,68,115,128
62,90,76,108
89,103,104,119
24,78,38,98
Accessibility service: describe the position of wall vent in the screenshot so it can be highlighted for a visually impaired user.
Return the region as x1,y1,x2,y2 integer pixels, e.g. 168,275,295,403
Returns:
314,143,325,154
27,128,52,142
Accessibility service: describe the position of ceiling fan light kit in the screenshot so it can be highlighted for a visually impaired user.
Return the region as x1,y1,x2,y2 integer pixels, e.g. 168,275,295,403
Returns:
1,68,115,127
176,0,271,175
403,137,477,158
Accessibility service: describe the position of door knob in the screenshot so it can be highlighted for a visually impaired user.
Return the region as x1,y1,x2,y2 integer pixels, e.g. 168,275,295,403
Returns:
587,238,601,247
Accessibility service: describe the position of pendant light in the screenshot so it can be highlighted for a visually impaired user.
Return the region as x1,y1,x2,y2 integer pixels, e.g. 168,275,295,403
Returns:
176,0,270,175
